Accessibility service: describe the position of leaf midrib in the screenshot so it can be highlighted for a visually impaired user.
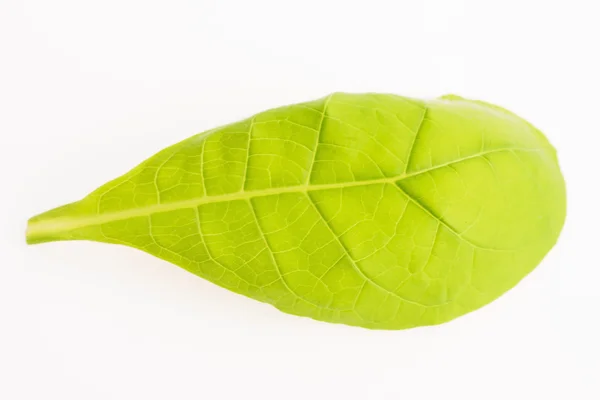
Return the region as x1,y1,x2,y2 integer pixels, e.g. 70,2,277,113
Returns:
27,147,542,237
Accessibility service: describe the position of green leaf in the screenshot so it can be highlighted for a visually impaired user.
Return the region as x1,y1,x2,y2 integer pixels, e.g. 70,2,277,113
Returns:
26,93,566,329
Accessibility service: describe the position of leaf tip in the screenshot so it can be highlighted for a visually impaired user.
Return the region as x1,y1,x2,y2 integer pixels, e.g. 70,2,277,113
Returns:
438,94,465,101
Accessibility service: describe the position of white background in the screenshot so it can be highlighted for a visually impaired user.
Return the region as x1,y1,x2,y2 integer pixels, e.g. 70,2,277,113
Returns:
1,1,598,399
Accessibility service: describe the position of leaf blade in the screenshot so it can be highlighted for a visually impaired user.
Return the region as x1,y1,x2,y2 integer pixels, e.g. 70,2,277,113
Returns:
26,93,566,329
